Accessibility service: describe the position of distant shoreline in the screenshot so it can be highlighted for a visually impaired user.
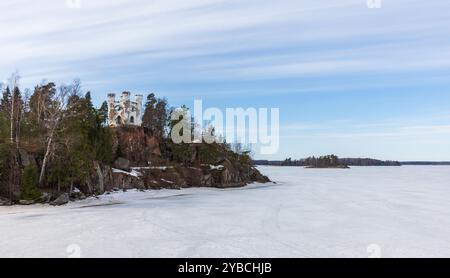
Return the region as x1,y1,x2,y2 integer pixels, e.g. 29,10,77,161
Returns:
254,160,450,166
304,165,350,169
400,162,450,166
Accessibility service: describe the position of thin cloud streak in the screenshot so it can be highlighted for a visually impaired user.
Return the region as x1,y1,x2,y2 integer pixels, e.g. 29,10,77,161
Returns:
1,0,450,89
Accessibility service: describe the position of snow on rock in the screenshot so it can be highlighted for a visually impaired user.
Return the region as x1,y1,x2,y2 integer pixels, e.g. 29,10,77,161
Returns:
201,164,225,170
112,168,141,177
209,165,225,170
131,166,172,171
160,179,174,184
2,166,450,258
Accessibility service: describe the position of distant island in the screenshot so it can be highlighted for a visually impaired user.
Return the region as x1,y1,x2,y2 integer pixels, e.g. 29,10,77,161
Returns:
255,155,351,169
255,158,450,167
254,155,402,168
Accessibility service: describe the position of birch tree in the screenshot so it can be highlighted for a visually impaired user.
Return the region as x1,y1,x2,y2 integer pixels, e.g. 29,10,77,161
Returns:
38,82,82,186
7,71,20,144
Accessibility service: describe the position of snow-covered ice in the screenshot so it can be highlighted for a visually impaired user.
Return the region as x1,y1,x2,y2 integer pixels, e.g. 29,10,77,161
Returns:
1,166,450,258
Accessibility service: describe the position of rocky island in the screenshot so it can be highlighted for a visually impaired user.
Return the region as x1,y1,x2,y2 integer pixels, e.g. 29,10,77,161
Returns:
0,80,269,206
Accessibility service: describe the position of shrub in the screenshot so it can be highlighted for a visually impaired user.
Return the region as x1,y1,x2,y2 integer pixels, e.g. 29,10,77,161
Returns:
20,165,41,200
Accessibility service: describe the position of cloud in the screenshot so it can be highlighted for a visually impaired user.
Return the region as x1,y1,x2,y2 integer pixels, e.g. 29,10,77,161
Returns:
1,0,450,91
281,121,450,140
2,0,449,161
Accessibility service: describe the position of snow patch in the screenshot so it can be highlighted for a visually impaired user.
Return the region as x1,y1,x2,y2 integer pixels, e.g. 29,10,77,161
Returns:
112,168,141,177
201,164,225,170
132,166,173,170
160,179,174,184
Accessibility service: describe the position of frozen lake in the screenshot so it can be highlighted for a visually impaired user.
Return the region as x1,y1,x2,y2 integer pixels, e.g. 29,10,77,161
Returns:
1,166,450,258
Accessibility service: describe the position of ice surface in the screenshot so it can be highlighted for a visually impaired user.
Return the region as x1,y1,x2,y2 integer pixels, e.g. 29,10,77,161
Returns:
1,166,450,258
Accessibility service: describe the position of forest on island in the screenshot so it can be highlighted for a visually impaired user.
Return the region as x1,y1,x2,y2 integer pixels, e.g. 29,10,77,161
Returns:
254,156,401,167
0,72,255,203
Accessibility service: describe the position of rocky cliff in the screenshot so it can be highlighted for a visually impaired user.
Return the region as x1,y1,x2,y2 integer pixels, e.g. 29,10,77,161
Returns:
1,126,270,205
88,126,270,193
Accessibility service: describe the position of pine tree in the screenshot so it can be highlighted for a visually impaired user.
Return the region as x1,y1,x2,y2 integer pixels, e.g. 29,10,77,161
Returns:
20,165,41,201
142,93,168,139
0,86,11,110
98,101,108,125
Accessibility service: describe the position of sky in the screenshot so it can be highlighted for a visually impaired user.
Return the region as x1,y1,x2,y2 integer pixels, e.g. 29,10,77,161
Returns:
1,0,450,161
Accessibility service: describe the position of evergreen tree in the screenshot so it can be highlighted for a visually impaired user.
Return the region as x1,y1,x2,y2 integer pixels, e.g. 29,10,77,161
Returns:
0,86,11,110
0,87,11,140
20,165,41,201
142,93,168,139
98,101,108,125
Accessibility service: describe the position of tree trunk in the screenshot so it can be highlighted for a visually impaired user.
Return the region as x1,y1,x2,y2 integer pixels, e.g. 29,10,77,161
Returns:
95,161,105,193
8,159,14,201
15,111,21,149
39,131,54,186
10,92,14,144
